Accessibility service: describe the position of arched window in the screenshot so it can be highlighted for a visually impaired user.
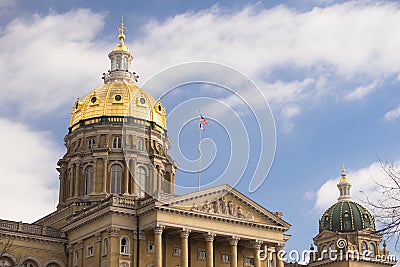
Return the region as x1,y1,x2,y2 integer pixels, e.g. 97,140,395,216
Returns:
329,242,336,258
136,167,146,197
103,238,108,256
120,237,130,255
85,166,93,195
369,242,376,257
321,245,328,259
361,241,368,253
343,212,351,230
0,258,13,267
88,138,96,149
113,137,122,149
138,139,145,151
110,165,122,194
364,214,370,228
46,264,61,267
22,261,37,267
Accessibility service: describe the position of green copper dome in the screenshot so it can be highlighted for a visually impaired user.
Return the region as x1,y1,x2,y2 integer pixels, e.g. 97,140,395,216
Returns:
319,165,375,233
319,200,375,233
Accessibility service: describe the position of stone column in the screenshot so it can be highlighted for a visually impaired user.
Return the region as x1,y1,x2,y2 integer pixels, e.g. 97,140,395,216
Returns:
74,164,80,197
92,159,97,193
180,229,190,267
132,160,137,195
276,245,284,267
229,237,239,267
124,161,129,194
59,168,65,203
78,240,84,267
205,233,215,267
253,241,262,267
154,226,164,267
102,158,108,193
68,169,73,197
95,233,102,267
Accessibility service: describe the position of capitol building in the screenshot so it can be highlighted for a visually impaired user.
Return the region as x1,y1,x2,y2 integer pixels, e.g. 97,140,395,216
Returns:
0,21,395,267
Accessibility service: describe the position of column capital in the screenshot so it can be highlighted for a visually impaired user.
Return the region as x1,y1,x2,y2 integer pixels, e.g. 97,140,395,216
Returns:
107,227,120,237
77,239,84,250
180,229,190,239
154,225,165,235
95,232,102,242
205,233,216,242
229,237,239,246
252,240,262,249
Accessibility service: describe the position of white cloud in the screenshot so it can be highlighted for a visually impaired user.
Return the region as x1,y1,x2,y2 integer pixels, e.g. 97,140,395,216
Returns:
384,105,400,122
0,9,107,117
345,81,379,100
133,2,400,89
124,2,400,132
313,162,395,212
0,118,63,222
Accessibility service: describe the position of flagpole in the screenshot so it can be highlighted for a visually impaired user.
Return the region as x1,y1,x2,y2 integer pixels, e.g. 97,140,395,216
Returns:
198,120,201,192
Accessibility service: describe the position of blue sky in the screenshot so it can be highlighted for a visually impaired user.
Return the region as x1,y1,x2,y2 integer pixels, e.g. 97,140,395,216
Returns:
1,0,400,262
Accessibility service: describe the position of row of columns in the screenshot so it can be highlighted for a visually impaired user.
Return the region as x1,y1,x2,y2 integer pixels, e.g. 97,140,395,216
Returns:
152,226,284,267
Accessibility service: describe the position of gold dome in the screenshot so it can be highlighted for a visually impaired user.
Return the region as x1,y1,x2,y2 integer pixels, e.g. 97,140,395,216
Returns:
112,42,130,52
69,82,167,131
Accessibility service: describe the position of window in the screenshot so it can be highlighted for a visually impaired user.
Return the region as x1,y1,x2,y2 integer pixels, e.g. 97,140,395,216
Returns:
22,262,35,267
173,246,181,256
113,137,122,149
369,243,376,257
103,238,108,256
221,253,230,263
343,212,351,230
198,249,206,261
0,258,13,267
85,166,93,195
364,214,370,227
110,165,122,194
136,167,146,197
148,243,155,253
361,241,367,252
138,139,145,151
244,257,254,266
88,138,96,149
87,245,94,257
321,245,328,259
120,237,129,255
73,250,78,267
329,243,336,258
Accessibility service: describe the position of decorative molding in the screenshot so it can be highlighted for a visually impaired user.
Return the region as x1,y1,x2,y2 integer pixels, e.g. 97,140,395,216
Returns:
107,227,120,237
153,226,164,235
229,237,239,246
191,197,254,221
95,232,102,242
180,229,190,239
205,233,215,242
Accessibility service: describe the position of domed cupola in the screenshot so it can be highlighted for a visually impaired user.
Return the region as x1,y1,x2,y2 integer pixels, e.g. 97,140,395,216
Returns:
57,19,176,208
319,165,375,233
69,17,167,132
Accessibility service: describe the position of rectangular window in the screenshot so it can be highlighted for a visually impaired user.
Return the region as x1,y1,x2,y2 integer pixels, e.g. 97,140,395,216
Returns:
173,246,181,256
87,245,94,257
198,249,206,261
148,243,155,254
244,256,254,266
221,253,230,263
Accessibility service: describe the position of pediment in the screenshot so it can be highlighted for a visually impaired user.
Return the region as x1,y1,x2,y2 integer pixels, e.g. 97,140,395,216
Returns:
164,185,290,230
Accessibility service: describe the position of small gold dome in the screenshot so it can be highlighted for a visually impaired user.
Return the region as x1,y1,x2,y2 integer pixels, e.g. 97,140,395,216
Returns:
112,42,130,52
70,82,167,131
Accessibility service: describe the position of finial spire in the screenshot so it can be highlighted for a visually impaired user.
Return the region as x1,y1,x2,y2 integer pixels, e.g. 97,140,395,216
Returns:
338,163,352,201
117,16,127,43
